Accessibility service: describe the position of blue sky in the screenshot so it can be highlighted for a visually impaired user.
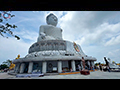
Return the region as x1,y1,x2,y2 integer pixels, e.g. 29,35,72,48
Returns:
0,11,120,64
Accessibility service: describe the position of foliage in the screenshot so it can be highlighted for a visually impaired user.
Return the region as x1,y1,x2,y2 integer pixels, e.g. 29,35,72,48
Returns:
0,64,9,70
2,59,12,67
0,59,15,70
94,63,99,66
0,11,20,40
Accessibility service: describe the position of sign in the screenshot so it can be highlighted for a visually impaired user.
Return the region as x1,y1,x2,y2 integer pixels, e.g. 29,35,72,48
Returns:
1,12,11,19
53,67,57,71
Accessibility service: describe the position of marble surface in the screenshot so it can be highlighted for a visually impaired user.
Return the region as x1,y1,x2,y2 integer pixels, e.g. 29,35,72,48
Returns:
37,13,62,42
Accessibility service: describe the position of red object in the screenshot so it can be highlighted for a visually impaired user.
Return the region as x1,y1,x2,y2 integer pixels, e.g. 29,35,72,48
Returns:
2,13,11,19
80,70,90,75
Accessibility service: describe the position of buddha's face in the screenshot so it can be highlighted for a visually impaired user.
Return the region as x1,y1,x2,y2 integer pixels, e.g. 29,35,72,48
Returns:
46,14,58,26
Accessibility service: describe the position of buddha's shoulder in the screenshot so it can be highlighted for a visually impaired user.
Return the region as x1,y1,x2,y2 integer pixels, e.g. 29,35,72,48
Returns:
40,25,56,27
40,25,48,28
40,25,61,29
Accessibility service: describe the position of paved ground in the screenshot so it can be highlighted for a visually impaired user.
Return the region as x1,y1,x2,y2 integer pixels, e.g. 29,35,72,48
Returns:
0,73,15,79
1,70,120,79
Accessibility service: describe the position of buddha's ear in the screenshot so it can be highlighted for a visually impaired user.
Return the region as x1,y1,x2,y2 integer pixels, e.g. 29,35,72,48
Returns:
61,29,62,32
47,22,50,25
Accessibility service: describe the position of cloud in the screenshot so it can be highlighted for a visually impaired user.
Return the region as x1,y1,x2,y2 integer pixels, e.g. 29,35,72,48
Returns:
32,11,39,13
106,49,120,63
0,36,31,64
78,22,120,46
45,11,66,19
12,18,34,25
105,35,120,46
9,11,48,29
59,12,120,45
14,30,38,43
59,11,120,63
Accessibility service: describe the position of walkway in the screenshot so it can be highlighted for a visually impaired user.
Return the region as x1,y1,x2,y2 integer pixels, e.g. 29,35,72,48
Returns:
1,70,120,79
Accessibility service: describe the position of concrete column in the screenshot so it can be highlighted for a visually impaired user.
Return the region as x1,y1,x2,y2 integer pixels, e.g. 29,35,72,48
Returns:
28,62,33,73
80,61,83,70
58,61,62,73
20,63,25,74
90,61,94,67
14,64,17,73
91,61,94,67
87,61,90,69
17,64,20,73
42,61,46,73
15,63,20,73
71,60,76,71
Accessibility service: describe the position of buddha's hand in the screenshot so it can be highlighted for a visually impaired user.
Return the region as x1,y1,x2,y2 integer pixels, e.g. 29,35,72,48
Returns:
40,32,46,39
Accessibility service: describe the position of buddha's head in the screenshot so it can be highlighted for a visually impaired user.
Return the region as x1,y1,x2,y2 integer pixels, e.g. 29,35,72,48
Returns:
46,13,58,26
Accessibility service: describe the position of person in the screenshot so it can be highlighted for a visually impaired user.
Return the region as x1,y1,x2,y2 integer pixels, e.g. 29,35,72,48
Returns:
70,68,73,72
85,66,88,69
99,64,102,71
78,65,81,71
107,65,110,72
92,66,95,71
62,69,65,73
82,57,85,70
90,66,92,70
94,65,96,69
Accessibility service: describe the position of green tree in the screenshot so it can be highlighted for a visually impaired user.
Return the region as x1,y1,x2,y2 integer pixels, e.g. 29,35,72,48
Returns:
2,59,12,67
0,64,9,70
95,63,99,66
0,11,20,40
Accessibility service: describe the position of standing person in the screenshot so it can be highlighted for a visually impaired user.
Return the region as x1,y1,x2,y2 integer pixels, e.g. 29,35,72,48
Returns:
96,65,99,70
90,66,92,70
70,68,73,72
82,57,85,70
99,64,102,71
107,65,110,72
94,65,96,69
92,66,95,71
78,65,81,71
85,66,88,69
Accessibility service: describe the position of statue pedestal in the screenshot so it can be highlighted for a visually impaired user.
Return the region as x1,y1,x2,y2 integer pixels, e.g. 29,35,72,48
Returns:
80,69,90,75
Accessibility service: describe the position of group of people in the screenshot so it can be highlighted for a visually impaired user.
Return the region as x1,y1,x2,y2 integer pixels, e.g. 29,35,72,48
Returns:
0,68,13,73
62,57,95,73
0,68,8,73
77,64,95,71
76,57,95,71
77,64,111,72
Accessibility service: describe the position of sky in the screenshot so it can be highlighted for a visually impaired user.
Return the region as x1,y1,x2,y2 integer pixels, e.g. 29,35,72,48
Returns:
0,11,120,64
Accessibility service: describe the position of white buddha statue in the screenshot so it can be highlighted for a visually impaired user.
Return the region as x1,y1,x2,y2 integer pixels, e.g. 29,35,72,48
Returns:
37,13,63,42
